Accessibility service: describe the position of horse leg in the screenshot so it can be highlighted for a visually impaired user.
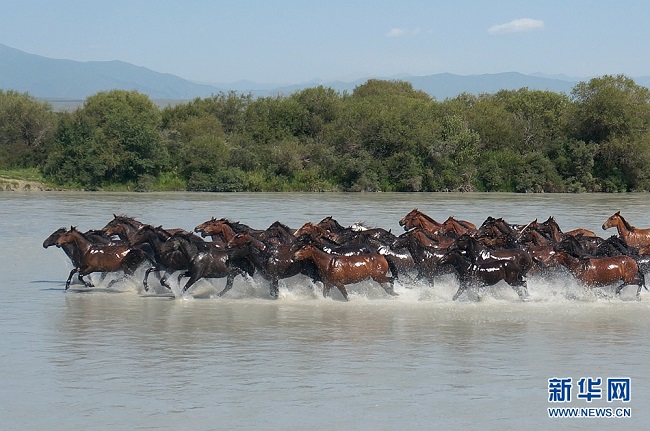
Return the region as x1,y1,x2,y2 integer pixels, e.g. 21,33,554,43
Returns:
78,272,95,288
377,276,398,296
513,281,530,300
159,271,173,289
217,274,236,297
269,278,279,299
335,284,349,301
182,273,201,294
143,266,158,292
386,258,399,281
452,284,466,301
322,284,331,298
65,268,79,290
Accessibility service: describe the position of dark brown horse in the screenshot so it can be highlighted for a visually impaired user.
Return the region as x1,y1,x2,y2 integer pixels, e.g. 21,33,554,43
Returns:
392,228,453,282
102,214,146,242
167,232,254,295
43,227,115,287
127,225,194,291
438,249,529,301
554,250,646,298
293,244,397,301
227,231,321,298
451,234,534,276
54,227,150,290
602,211,650,248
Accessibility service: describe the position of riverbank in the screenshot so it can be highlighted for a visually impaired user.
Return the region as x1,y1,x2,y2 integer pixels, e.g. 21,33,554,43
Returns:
0,176,59,191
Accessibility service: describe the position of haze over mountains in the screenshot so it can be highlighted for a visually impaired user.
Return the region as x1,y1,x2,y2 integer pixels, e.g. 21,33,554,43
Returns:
2,43,649,105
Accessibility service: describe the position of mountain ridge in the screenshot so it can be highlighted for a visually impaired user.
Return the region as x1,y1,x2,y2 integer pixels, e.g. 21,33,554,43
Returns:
2,43,649,104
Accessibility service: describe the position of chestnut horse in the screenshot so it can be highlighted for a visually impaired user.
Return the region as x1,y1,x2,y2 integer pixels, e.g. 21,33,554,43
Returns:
399,209,443,234
440,216,478,237
54,227,150,290
293,244,397,301
554,250,646,298
602,211,650,248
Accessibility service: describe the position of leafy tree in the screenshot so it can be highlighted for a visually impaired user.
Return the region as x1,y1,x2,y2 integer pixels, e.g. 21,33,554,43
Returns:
43,90,166,187
570,74,650,143
0,90,57,168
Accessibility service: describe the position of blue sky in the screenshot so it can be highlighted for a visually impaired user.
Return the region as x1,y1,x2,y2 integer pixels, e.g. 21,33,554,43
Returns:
2,1,649,84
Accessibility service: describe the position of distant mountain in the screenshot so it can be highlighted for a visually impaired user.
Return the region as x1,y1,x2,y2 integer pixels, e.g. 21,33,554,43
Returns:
0,43,223,100
2,43,649,106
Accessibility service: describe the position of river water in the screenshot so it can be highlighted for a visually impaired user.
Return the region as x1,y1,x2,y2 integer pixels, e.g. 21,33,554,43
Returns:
1,192,649,430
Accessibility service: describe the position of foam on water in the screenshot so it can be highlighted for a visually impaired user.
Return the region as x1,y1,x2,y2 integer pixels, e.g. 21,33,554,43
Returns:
88,263,649,308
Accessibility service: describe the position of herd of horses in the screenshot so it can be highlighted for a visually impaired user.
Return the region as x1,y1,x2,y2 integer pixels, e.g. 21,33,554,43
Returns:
43,209,650,301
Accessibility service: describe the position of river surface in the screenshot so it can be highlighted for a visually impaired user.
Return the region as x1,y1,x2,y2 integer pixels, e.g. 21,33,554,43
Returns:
1,192,649,430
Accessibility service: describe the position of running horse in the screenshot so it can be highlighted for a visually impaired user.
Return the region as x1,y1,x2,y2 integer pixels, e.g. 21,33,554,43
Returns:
43,227,115,287
54,227,150,290
293,244,398,301
399,208,443,234
554,250,646,299
602,211,650,248
167,232,254,295
437,249,530,301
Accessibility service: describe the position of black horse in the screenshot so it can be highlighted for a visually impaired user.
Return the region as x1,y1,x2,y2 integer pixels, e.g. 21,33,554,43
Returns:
438,249,529,301
227,232,321,298
168,232,254,295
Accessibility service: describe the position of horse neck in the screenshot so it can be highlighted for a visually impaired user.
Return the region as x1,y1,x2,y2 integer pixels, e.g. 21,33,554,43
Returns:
612,216,633,234
216,224,238,242
64,230,93,254
174,237,200,259
300,246,330,269
140,227,166,248
556,252,582,272
443,252,470,272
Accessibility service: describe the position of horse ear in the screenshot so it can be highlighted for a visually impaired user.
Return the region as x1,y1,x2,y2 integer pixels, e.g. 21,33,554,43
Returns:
615,211,620,216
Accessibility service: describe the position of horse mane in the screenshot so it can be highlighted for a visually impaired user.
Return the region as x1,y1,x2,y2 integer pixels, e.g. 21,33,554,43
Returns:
217,218,255,233
267,220,294,233
615,212,636,231
108,214,143,231
415,209,439,225
447,216,474,230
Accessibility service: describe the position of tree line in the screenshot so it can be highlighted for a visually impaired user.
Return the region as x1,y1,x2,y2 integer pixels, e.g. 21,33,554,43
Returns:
2,74,650,192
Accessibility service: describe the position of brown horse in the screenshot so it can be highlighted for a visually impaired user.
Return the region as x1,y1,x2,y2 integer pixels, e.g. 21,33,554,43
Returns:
44,227,115,287
399,209,443,234
293,244,397,300
602,211,650,248
194,217,237,245
440,216,478,237
102,214,146,242
54,227,150,290
555,250,646,298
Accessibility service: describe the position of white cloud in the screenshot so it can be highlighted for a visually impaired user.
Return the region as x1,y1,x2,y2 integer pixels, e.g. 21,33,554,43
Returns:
488,18,544,35
387,28,406,38
386,27,427,38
